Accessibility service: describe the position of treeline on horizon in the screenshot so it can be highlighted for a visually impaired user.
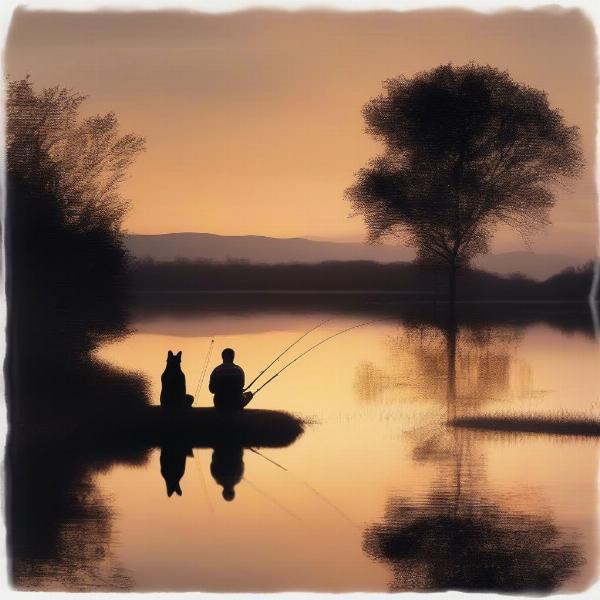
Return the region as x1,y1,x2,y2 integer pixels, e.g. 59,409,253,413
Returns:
129,258,595,300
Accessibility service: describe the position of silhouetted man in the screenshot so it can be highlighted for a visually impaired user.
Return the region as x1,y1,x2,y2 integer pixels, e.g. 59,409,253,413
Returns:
209,348,253,410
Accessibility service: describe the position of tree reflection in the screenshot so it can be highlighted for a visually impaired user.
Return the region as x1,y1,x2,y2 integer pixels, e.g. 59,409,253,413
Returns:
364,411,582,592
6,245,150,589
363,488,582,592
7,411,150,590
360,313,583,592
356,315,527,418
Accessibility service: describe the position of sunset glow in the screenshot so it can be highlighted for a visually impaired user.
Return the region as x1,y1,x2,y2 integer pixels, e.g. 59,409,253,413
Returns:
6,8,597,257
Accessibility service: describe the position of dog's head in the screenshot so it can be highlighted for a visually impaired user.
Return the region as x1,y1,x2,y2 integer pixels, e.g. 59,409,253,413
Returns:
166,350,182,368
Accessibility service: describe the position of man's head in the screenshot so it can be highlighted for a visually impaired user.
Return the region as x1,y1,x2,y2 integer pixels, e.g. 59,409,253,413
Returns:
222,348,235,363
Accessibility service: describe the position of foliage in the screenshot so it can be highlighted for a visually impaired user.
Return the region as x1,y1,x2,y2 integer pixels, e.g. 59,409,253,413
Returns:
6,77,145,293
346,64,583,290
129,258,594,299
5,78,147,423
7,78,144,232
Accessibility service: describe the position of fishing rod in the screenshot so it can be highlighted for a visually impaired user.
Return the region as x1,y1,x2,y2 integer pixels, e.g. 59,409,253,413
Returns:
192,450,214,513
244,317,332,391
194,338,214,405
251,319,380,395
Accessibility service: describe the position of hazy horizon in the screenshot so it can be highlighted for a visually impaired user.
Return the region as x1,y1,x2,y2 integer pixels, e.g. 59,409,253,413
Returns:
124,229,595,255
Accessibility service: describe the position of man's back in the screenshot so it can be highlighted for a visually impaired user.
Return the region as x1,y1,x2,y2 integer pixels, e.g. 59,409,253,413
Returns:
209,362,245,408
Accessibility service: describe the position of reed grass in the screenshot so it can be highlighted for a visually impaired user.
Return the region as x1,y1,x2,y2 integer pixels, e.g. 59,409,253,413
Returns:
450,411,600,437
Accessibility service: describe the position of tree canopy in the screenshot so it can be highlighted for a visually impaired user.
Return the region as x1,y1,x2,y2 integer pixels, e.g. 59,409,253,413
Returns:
6,78,147,422
7,78,144,232
6,77,145,293
346,64,583,299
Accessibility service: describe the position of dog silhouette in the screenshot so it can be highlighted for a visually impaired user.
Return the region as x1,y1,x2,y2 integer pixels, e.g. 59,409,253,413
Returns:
160,350,193,408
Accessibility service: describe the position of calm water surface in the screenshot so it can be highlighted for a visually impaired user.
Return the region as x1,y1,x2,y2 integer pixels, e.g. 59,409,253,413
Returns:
17,298,600,592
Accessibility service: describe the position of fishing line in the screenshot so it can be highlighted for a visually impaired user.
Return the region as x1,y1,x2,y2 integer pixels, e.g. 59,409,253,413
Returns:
249,447,288,471
247,447,360,530
303,483,360,530
244,317,332,390
193,338,214,405
193,449,214,513
243,477,304,524
251,319,381,395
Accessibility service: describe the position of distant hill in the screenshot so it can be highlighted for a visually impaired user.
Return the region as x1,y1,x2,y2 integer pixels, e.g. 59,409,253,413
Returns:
126,232,413,264
475,251,579,281
126,233,582,280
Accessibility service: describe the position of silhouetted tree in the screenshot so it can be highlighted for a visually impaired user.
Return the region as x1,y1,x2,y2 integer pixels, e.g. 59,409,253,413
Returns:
5,78,146,423
6,77,145,294
346,64,583,305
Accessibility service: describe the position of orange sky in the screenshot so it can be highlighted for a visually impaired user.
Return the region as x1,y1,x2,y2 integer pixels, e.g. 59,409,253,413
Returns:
5,8,598,257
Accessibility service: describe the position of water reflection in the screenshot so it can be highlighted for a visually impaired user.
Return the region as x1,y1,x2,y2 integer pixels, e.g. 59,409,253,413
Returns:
210,445,245,501
160,443,194,497
364,487,583,592
364,420,583,593
6,253,151,589
357,317,524,416
362,313,587,592
8,293,598,592
7,421,150,590
7,359,150,590
159,443,246,502
132,292,597,338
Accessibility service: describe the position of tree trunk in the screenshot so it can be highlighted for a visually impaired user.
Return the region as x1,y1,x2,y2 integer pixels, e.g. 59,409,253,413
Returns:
445,313,458,419
448,262,457,309
446,263,458,416
433,269,439,319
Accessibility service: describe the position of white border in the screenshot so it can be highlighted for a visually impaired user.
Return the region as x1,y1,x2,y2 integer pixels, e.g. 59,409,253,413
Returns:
0,2,598,600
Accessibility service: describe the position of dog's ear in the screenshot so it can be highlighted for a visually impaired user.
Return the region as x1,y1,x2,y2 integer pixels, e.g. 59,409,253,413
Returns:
168,350,173,358
176,351,182,358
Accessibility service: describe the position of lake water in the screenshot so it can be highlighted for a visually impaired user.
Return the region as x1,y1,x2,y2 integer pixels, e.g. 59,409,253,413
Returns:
12,296,600,592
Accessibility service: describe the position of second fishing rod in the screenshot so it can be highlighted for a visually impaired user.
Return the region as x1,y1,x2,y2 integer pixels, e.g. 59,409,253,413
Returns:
244,317,332,390
249,318,380,396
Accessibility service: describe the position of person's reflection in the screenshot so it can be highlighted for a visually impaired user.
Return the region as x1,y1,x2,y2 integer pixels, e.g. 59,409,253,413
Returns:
210,445,244,501
160,442,194,497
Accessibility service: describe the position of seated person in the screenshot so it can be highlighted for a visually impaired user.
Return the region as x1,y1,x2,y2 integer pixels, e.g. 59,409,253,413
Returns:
209,348,253,410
